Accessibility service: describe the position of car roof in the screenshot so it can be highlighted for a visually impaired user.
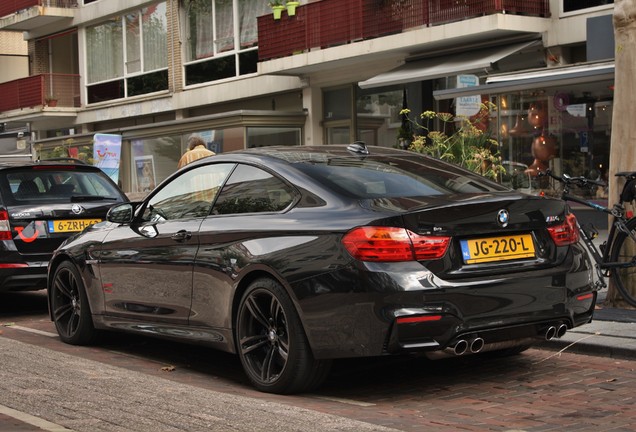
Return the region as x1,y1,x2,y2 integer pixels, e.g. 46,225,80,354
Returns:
0,158,97,170
237,144,398,158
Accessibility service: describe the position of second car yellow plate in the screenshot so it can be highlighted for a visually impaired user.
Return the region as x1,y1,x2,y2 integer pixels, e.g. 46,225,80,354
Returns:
48,219,102,233
460,234,535,264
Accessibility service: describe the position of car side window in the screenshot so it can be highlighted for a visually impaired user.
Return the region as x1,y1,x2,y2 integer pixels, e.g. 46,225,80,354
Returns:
212,164,295,215
141,163,234,222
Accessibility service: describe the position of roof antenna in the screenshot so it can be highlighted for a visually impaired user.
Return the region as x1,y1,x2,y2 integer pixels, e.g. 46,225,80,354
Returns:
347,141,369,155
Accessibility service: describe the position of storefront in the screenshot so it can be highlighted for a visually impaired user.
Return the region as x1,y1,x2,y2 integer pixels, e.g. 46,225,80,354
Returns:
34,110,305,198
434,61,615,204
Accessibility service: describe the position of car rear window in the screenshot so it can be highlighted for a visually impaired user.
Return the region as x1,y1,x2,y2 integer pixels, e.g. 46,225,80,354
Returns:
1,167,125,205
291,155,507,198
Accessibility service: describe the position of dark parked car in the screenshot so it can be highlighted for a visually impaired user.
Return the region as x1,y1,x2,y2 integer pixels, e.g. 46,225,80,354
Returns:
0,159,128,292
47,144,596,394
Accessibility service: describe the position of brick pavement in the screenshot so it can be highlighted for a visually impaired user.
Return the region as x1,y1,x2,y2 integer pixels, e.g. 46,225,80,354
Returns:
2,288,636,431
2,321,636,432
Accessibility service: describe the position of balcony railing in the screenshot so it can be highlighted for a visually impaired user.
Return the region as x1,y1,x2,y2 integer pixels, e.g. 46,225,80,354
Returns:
258,0,550,61
0,0,77,19
0,74,80,113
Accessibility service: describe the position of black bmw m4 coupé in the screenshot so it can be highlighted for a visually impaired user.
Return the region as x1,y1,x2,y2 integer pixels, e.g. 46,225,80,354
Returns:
47,144,596,394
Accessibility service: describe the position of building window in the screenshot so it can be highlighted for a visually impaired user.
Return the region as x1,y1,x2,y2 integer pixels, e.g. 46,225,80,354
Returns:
183,0,268,86
246,127,301,147
131,134,181,193
495,85,612,206
86,2,168,104
323,87,354,144
563,0,613,13
356,88,404,147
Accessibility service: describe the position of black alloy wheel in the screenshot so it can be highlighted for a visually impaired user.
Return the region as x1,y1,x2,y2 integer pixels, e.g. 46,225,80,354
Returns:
236,278,331,394
50,261,97,345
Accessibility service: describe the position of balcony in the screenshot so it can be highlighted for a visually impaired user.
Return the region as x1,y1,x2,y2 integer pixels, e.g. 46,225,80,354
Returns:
257,0,550,61
0,0,77,32
0,74,80,114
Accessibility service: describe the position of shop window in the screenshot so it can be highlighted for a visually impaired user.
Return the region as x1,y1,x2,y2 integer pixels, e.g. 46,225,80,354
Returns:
356,88,403,148
495,84,612,205
132,135,182,194
183,128,245,154
324,87,353,144
246,127,301,148
324,88,351,121
327,126,350,144
37,143,94,164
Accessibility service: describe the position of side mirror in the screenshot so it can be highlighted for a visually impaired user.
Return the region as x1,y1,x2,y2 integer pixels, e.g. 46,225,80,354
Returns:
107,203,134,224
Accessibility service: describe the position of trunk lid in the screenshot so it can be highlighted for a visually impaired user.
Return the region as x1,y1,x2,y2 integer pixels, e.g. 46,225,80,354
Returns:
395,193,569,276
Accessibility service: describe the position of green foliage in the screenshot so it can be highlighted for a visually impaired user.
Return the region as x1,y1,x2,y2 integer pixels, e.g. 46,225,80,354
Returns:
401,104,505,181
38,139,95,165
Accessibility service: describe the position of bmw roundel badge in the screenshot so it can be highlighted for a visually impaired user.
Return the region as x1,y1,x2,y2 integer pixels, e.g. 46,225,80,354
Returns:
71,204,85,215
497,209,509,227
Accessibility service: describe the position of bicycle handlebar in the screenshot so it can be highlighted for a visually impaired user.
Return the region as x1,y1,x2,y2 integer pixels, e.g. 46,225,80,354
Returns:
537,170,607,188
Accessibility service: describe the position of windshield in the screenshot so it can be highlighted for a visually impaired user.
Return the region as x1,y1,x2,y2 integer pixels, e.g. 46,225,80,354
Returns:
1,167,125,205
291,154,507,199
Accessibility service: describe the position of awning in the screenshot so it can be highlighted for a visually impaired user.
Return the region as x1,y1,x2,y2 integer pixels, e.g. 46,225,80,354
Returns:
433,61,615,100
358,40,538,90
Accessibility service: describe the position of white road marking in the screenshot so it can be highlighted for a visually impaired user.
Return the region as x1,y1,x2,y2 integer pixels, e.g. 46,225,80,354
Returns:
0,403,74,432
3,324,58,338
311,395,376,407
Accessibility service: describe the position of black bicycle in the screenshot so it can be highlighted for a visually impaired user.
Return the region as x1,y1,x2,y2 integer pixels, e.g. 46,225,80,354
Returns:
538,170,636,307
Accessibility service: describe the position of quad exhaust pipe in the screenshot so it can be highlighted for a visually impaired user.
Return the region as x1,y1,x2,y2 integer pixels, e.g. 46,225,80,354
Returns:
542,323,568,340
448,336,485,356
443,322,568,357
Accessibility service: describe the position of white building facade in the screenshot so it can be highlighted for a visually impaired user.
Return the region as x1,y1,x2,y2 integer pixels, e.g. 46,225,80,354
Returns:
0,0,616,202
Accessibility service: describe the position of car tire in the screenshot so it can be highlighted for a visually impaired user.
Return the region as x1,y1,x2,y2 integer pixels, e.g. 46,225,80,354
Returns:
236,277,331,394
50,261,97,345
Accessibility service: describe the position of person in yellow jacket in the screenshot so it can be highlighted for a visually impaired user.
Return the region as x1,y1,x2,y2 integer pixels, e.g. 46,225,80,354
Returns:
177,135,216,169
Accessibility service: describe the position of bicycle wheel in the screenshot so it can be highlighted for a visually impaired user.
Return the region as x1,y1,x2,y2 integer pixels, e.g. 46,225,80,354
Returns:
609,217,636,308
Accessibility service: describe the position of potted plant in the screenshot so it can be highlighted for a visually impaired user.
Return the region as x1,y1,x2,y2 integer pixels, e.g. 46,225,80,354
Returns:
45,95,58,107
269,0,286,19
286,1,300,16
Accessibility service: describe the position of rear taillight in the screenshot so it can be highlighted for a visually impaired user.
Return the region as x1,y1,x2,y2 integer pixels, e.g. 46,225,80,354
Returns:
0,210,11,241
547,213,579,246
342,226,450,262
396,315,442,324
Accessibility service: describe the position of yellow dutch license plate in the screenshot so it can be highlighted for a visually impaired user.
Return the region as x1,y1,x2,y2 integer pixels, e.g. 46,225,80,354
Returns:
48,219,102,233
460,234,535,264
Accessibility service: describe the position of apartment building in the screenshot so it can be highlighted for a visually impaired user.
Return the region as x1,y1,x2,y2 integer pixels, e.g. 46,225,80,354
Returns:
0,30,30,160
0,0,615,202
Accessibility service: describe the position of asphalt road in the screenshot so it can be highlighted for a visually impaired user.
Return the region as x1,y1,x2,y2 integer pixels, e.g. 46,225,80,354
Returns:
2,290,636,432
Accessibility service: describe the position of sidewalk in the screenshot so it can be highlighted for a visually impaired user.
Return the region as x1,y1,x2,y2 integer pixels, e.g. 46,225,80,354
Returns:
536,225,636,360
537,288,636,360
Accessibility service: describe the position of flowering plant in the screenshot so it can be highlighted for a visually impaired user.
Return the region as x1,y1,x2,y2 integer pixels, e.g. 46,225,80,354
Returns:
401,103,505,180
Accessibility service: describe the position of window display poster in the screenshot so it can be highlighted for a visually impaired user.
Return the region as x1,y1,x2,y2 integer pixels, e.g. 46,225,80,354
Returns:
456,74,481,117
135,155,156,193
93,133,122,184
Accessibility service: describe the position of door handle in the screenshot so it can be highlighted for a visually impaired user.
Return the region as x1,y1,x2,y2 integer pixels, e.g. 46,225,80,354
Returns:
171,230,192,242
